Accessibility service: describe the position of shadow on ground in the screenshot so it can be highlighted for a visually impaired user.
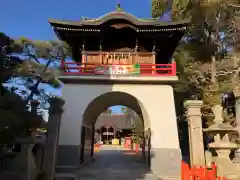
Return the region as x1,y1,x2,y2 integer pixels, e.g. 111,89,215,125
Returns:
74,145,160,180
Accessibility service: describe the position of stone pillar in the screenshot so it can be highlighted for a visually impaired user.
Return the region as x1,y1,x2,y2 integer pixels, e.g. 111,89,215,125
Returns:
233,8,240,164
234,96,240,163
11,138,38,180
42,97,64,179
184,100,205,167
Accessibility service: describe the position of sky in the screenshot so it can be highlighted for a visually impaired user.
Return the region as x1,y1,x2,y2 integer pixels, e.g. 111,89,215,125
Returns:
0,0,161,115
1,0,152,40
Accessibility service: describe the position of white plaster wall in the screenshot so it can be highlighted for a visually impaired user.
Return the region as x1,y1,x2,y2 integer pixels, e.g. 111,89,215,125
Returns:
60,84,112,145
60,84,179,149
112,84,179,149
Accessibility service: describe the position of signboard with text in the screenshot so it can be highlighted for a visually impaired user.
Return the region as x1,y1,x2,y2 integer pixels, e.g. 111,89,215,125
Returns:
94,64,140,75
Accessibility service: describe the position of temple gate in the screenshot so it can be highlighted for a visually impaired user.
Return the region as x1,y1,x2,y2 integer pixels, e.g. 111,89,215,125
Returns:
49,4,189,180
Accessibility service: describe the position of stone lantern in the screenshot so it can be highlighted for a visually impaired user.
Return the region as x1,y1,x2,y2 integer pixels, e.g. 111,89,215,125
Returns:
203,105,240,179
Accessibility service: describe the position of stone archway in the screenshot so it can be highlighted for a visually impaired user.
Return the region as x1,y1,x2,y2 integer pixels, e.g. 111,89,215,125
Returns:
80,91,151,164
57,83,181,179
82,91,150,129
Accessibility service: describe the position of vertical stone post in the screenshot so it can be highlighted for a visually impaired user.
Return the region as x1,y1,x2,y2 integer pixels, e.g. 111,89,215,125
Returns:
234,96,240,163
233,7,240,164
11,137,38,180
184,100,205,167
42,97,64,180
23,143,37,180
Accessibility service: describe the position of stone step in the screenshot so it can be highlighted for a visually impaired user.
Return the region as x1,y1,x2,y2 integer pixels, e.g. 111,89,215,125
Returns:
54,173,77,180
54,178,76,180
56,166,77,174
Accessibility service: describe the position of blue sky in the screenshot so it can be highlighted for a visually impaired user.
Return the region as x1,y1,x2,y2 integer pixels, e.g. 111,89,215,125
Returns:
0,0,161,114
1,0,151,40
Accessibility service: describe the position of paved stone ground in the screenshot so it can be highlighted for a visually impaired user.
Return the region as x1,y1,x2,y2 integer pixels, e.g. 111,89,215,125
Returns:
75,145,160,180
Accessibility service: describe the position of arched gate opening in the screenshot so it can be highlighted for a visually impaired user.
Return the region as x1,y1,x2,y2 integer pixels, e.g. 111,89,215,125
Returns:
80,91,151,165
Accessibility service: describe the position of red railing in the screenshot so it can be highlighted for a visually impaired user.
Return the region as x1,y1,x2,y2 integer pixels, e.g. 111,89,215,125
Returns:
60,60,177,76
181,161,227,180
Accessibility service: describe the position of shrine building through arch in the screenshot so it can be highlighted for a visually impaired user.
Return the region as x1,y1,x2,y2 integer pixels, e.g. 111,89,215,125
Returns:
80,91,149,164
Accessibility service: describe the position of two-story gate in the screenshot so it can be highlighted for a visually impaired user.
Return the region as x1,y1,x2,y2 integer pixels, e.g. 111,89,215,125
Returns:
49,4,189,180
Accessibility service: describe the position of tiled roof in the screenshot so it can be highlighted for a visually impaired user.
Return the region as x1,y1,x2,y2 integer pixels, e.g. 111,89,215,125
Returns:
95,114,133,130
48,5,189,27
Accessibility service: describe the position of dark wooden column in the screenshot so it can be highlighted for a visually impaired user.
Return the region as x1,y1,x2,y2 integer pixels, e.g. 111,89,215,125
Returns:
152,39,156,65
100,38,103,63
135,38,139,52
71,45,81,62
81,39,86,64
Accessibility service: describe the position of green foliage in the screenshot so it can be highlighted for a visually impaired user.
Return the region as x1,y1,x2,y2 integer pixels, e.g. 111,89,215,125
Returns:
121,107,127,114
172,0,192,21
152,0,240,120
131,135,142,144
0,33,64,147
152,0,170,18
103,108,112,115
0,91,45,143
14,37,71,59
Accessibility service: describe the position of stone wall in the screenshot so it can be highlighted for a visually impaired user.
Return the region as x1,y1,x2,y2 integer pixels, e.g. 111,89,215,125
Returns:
59,82,181,180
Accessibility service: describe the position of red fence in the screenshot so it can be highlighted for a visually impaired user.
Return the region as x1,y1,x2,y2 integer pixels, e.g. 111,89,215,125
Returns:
60,60,177,76
181,161,227,180
94,143,100,152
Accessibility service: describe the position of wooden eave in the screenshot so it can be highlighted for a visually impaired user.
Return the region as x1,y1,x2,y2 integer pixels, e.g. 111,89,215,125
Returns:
52,25,187,33
48,11,190,29
53,26,100,32
49,10,189,42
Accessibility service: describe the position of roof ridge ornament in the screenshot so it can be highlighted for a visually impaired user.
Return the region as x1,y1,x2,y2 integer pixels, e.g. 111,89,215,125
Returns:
81,16,88,20
116,3,123,12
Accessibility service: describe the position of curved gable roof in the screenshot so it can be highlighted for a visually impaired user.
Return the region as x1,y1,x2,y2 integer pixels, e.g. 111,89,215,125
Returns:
87,11,159,25
95,114,133,130
48,8,189,27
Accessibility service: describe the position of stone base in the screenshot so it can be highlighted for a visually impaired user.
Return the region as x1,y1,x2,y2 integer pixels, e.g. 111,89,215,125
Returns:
56,145,94,173
150,148,182,180
57,145,80,167
56,145,79,173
